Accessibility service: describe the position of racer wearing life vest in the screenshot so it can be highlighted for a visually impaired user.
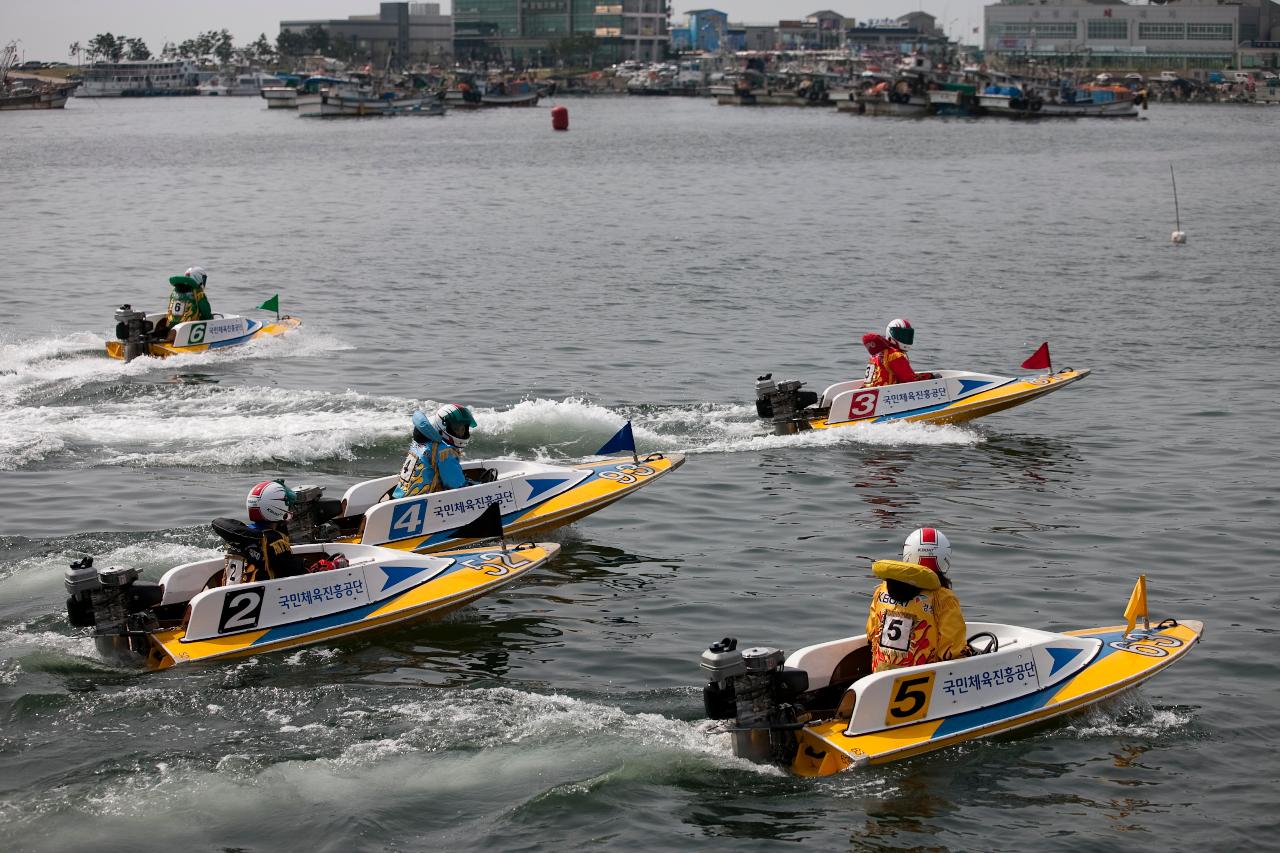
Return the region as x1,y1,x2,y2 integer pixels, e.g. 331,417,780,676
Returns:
389,403,477,500
862,318,935,388
866,527,968,672
166,265,213,326
212,481,306,585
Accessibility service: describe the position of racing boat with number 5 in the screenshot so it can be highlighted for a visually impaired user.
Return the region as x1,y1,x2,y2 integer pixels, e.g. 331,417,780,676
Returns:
700,575,1201,775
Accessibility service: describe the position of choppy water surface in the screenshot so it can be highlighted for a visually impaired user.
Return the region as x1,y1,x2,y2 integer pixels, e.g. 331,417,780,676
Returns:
0,97,1277,851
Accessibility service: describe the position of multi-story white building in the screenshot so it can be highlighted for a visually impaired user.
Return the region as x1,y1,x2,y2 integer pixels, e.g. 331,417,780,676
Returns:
984,0,1280,71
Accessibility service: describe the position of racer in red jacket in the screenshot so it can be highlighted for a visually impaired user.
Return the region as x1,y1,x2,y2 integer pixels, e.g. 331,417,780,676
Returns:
862,318,935,387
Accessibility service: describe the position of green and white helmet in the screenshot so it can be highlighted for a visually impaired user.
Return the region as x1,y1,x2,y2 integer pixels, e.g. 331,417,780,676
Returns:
430,403,476,448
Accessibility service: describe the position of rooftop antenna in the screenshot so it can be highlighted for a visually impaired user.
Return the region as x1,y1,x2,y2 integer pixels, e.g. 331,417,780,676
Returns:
1170,164,1187,244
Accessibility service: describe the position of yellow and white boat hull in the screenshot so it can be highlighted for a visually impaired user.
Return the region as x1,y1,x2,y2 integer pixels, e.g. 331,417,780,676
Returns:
701,581,1200,776
106,313,300,360
756,368,1090,433
70,541,557,671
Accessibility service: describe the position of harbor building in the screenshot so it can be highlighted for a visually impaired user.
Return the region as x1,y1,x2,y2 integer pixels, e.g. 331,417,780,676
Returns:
983,0,1280,72
280,2,452,65
670,9,730,52
453,0,668,66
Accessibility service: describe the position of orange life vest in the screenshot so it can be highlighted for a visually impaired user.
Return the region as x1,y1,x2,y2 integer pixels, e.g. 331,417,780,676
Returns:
864,348,909,388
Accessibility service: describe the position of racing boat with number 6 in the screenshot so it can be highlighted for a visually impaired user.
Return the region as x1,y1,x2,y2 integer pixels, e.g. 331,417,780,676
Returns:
700,575,1201,775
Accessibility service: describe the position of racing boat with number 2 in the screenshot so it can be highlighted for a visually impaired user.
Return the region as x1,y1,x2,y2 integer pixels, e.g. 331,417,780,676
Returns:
63,528,558,670
700,575,1201,776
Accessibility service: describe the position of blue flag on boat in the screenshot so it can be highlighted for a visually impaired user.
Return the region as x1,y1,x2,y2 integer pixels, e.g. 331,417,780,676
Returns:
596,421,636,456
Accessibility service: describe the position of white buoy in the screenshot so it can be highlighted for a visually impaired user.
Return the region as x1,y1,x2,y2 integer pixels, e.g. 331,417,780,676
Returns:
1169,164,1186,244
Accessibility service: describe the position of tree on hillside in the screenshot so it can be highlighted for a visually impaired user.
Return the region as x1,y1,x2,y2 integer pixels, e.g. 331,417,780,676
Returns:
214,29,234,65
125,37,151,61
276,30,308,59
88,33,125,62
247,33,275,64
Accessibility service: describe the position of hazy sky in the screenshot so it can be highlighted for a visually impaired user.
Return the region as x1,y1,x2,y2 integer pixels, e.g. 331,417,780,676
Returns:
4,1,986,62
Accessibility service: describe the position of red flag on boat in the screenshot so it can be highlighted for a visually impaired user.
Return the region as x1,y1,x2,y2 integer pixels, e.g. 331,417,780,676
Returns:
1021,342,1052,371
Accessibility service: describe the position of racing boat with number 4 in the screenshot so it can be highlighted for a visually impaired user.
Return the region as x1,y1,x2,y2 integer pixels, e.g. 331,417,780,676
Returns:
700,575,1201,775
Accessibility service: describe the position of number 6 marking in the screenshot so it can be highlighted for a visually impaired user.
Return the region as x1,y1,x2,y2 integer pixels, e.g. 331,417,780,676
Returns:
189,322,206,344
885,671,935,725
848,388,879,419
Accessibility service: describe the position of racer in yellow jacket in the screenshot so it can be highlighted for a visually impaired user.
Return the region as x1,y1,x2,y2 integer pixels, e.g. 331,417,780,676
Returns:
866,527,968,672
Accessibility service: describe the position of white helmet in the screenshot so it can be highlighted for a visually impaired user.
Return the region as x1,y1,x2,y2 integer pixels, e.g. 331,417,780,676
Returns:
185,266,208,288
886,318,914,350
903,527,951,574
247,480,294,523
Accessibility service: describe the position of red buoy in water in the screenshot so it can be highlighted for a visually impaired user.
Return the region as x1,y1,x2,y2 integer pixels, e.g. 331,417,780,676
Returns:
551,105,569,131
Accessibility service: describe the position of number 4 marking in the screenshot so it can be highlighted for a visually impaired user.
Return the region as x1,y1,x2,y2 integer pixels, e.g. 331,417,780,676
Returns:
885,671,935,725
390,500,425,538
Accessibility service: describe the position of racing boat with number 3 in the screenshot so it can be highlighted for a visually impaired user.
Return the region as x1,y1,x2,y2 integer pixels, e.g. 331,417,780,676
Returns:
700,575,1201,776
753,367,1089,435
63,536,559,670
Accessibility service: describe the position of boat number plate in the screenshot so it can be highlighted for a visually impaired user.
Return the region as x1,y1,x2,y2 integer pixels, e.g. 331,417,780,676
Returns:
848,388,879,419
218,587,264,633
885,671,935,725
599,464,655,485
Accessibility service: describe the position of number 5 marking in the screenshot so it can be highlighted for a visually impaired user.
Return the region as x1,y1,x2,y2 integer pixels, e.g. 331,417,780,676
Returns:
848,388,879,419
885,671,935,725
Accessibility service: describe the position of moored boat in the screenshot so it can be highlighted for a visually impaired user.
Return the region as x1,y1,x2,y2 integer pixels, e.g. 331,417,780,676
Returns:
700,576,1202,775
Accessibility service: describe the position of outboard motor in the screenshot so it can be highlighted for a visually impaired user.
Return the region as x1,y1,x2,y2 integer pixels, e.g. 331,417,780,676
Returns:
285,484,343,543
753,374,820,436
701,637,809,765
64,556,164,659
113,304,152,362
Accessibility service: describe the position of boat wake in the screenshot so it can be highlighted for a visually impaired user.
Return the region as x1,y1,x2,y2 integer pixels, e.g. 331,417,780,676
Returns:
0,332,980,473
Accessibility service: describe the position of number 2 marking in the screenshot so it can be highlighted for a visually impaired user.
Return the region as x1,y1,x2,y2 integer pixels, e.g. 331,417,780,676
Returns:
218,587,264,633
848,388,879,419
885,672,935,725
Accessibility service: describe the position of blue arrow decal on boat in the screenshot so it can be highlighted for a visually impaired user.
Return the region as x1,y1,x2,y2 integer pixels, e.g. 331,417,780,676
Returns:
380,565,434,593
525,478,567,500
957,379,995,395
1045,646,1084,676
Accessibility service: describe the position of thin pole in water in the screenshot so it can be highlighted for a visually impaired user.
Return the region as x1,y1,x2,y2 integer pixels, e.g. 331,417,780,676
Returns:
1170,164,1187,244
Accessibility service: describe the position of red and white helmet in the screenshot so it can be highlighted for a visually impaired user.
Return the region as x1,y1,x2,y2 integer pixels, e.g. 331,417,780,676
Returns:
903,527,952,574
886,318,914,350
247,480,294,523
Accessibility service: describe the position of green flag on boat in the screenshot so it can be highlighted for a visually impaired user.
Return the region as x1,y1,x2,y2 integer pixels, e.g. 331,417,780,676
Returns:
257,294,279,313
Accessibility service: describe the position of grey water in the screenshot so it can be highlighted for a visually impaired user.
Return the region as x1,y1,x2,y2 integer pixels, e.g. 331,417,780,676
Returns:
0,96,1277,851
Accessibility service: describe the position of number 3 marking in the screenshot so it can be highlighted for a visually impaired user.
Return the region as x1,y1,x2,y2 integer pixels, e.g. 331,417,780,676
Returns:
885,672,935,725
848,388,879,419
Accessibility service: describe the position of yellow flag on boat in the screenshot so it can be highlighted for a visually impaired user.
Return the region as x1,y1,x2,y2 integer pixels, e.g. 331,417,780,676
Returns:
1124,575,1148,634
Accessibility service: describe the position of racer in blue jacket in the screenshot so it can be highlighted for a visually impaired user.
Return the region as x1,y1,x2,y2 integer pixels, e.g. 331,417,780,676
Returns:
389,403,477,499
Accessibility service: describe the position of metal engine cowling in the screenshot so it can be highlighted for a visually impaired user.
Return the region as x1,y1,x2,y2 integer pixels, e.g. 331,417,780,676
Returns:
753,374,819,435
113,304,151,362
701,637,810,765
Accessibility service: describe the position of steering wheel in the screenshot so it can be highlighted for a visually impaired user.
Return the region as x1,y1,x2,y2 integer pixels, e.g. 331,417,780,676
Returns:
966,631,999,656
